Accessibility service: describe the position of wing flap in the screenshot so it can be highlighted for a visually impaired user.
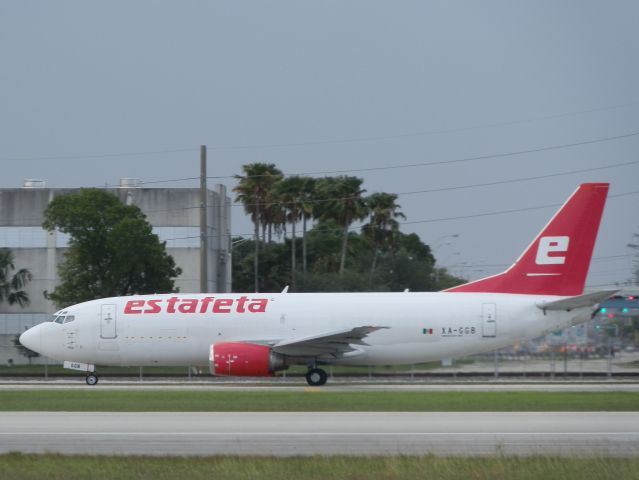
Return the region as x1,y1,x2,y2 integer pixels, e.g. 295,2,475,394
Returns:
272,326,387,358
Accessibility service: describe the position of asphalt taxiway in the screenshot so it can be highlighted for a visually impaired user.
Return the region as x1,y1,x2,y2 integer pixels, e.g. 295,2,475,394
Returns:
1,412,637,456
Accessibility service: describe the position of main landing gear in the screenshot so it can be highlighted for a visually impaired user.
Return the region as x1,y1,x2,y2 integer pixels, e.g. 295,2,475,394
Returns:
305,367,327,387
85,373,99,386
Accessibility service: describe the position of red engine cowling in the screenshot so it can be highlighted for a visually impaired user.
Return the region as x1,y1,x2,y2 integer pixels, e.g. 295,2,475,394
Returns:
209,342,286,377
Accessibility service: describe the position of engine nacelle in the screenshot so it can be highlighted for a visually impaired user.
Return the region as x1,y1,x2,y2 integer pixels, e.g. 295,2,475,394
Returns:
209,342,287,377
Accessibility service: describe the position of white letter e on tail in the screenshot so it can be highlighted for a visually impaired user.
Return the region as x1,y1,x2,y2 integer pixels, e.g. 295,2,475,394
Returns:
535,236,569,265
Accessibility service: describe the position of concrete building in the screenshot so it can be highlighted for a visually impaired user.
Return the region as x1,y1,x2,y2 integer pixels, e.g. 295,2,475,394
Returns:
0,180,231,364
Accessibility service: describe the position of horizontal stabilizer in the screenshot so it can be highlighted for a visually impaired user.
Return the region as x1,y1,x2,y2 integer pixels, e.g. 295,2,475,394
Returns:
536,290,618,312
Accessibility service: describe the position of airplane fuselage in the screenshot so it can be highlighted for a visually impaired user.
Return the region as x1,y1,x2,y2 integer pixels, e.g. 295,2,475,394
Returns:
32,292,587,368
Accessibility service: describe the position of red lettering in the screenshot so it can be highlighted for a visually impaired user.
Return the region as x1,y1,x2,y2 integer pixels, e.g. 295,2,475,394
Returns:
125,296,270,315
178,299,198,313
124,300,145,314
236,296,248,313
167,296,179,313
213,298,233,313
144,299,162,314
199,296,214,313
248,299,268,313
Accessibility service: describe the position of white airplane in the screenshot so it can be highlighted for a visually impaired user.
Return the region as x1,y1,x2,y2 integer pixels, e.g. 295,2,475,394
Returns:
20,183,615,386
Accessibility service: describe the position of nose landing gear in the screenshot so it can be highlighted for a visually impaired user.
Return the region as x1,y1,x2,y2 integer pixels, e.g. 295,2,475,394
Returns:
63,361,99,386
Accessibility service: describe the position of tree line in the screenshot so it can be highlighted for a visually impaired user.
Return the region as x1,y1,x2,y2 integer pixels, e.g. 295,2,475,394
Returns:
1,168,465,316
232,163,463,293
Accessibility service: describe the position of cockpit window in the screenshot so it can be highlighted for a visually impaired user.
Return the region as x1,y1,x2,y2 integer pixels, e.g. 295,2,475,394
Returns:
52,311,68,324
63,315,75,324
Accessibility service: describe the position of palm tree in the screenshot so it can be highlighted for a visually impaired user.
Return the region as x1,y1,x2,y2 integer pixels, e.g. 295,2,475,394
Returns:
273,176,308,290
299,177,317,278
363,192,406,275
233,163,283,292
0,249,32,307
264,191,286,244
315,176,368,276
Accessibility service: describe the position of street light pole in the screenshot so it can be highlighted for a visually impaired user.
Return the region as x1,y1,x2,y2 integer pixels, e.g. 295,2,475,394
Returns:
432,234,460,289
199,145,208,293
607,323,619,379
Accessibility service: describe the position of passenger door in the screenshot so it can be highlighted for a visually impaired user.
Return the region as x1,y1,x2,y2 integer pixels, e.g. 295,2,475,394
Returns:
100,304,117,339
482,303,497,337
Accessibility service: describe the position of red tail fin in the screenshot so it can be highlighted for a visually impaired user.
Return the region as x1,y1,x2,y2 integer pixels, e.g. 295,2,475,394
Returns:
446,183,609,296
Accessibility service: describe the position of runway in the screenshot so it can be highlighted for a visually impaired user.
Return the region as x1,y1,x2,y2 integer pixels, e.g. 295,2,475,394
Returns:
1,412,637,456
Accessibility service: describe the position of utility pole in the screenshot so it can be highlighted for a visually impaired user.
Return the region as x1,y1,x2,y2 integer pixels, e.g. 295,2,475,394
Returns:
200,145,208,293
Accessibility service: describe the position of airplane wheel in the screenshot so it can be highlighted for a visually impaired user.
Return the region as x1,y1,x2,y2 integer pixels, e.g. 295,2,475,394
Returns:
305,368,327,387
85,374,99,386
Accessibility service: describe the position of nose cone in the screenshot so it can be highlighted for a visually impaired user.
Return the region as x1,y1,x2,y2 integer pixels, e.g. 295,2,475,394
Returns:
19,326,42,354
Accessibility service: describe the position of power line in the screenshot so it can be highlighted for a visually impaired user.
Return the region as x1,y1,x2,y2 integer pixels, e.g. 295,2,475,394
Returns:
397,190,639,227
94,156,639,212
591,254,634,262
204,100,639,151
167,200,563,242
227,159,639,209
136,176,200,186
225,189,638,239
123,158,639,219
4,100,638,162
214,129,639,180
586,283,636,288
86,128,639,189
3,189,637,235
587,268,636,277
606,190,639,199
0,147,197,162
430,253,633,272
394,160,639,197
399,203,561,226
99,176,201,188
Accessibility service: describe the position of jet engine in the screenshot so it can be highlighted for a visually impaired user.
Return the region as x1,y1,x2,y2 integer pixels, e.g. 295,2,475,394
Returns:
209,342,287,377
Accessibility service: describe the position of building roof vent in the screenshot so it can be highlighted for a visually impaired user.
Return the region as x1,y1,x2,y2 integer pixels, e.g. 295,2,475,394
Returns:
119,178,141,188
23,179,46,188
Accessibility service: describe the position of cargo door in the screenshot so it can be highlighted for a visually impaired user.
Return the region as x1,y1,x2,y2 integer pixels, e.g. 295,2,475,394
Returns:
482,303,497,337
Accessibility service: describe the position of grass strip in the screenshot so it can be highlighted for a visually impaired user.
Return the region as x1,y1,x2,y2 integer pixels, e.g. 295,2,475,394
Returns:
1,454,639,480
0,391,637,411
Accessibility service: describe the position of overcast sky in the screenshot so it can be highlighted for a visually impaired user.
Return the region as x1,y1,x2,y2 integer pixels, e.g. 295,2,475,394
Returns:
1,1,637,289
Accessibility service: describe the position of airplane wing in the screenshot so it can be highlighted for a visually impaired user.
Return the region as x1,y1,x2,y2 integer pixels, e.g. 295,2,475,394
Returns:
537,289,618,312
271,326,387,358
